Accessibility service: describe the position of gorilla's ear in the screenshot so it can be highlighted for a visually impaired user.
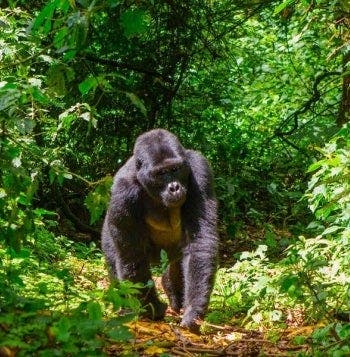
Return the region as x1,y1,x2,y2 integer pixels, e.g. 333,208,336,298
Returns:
135,158,142,171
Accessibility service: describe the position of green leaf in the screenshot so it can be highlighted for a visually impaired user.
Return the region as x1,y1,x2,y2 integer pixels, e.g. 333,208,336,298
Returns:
32,0,58,34
59,114,76,130
32,87,49,105
274,0,295,15
321,225,342,236
47,64,67,96
120,9,149,37
0,86,21,111
53,27,69,49
63,49,77,61
87,301,103,321
33,208,57,217
125,92,147,116
85,176,113,224
307,160,325,173
52,317,71,342
37,281,49,294
106,326,133,341
76,319,102,339
49,168,56,184
315,203,339,220
79,77,98,95
280,275,298,293
265,230,277,249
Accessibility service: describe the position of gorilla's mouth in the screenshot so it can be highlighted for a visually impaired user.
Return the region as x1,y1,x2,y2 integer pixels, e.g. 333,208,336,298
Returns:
163,193,187,208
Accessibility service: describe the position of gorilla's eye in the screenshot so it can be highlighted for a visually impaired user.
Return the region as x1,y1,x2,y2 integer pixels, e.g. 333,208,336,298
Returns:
159,169,168,175
155,166,181,177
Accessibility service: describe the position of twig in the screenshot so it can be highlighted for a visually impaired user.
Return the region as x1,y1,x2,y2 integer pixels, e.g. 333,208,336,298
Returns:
83,53,171,83
182,346,224,355
171,347,195,357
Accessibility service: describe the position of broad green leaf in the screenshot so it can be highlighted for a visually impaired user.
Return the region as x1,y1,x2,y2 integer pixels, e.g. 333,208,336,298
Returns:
32,0,58,34
79,77,98,95
32,87,49,105
63,49,77,61
52,317,71,342
33,208,57,217
315,203,339,220
322,225,342,236
307,160,325,173
120,9,149,37
87,301,103,320
53,27,69,49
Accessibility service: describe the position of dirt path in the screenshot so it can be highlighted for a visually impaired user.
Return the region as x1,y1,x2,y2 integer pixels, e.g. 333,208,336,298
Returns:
106,316,311,356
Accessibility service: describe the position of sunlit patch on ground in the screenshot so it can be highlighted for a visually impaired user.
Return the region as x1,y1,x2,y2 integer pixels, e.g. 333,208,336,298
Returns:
106,317,311,356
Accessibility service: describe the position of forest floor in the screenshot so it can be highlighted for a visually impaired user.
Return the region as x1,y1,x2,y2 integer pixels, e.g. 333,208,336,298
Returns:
106,293,313,356
104,274,313,357
104,312,314,356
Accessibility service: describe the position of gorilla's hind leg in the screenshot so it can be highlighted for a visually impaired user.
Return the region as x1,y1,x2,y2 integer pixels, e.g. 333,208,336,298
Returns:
161,261,183,313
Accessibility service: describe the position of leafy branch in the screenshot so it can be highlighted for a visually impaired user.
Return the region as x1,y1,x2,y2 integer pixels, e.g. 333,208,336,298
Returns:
275,71,341,138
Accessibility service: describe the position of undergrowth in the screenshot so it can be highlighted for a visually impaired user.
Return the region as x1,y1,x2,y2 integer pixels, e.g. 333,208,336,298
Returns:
0,231,142,356
212,125,350,356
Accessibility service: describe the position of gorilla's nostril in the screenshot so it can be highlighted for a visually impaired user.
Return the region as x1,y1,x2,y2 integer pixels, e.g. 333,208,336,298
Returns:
170,182,180,193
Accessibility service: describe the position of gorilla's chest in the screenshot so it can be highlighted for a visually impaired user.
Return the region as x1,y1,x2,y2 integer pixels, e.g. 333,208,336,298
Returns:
145,208,182,247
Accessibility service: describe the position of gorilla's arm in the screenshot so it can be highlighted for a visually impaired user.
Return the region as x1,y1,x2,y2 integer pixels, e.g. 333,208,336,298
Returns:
181,150,219,328
101,158,167,319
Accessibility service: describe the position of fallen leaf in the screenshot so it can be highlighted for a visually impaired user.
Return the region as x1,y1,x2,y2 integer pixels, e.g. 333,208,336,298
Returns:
144,345,167,355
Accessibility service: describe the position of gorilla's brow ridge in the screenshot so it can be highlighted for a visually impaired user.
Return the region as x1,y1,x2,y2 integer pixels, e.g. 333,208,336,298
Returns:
139,135,182,166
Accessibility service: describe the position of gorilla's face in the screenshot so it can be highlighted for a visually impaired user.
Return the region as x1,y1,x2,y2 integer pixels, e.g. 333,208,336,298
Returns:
134,129,190,208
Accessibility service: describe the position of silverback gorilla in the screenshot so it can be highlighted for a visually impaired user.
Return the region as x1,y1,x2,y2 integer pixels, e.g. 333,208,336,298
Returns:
101,129,218,330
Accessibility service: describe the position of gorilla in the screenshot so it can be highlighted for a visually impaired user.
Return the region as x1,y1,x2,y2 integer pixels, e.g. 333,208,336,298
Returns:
101,129,218,330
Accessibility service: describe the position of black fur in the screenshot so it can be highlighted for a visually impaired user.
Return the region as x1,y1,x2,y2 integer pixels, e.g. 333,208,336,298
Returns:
101,129,218,329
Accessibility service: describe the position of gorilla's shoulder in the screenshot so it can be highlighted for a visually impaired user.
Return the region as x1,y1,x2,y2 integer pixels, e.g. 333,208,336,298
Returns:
185,150,214,193
185,149,210,168
110,157,142,208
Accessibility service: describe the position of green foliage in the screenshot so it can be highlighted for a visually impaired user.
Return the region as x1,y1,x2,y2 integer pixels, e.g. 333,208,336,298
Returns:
0,136,55,250
0,231,140,355
84,176,113,224
311,323,350,356
213,125,350,354
120,8,150,37
307,125,350,238
213,245,290,328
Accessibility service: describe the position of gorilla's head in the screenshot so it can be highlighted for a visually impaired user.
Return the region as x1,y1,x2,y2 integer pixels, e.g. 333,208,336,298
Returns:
134,129,190,208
